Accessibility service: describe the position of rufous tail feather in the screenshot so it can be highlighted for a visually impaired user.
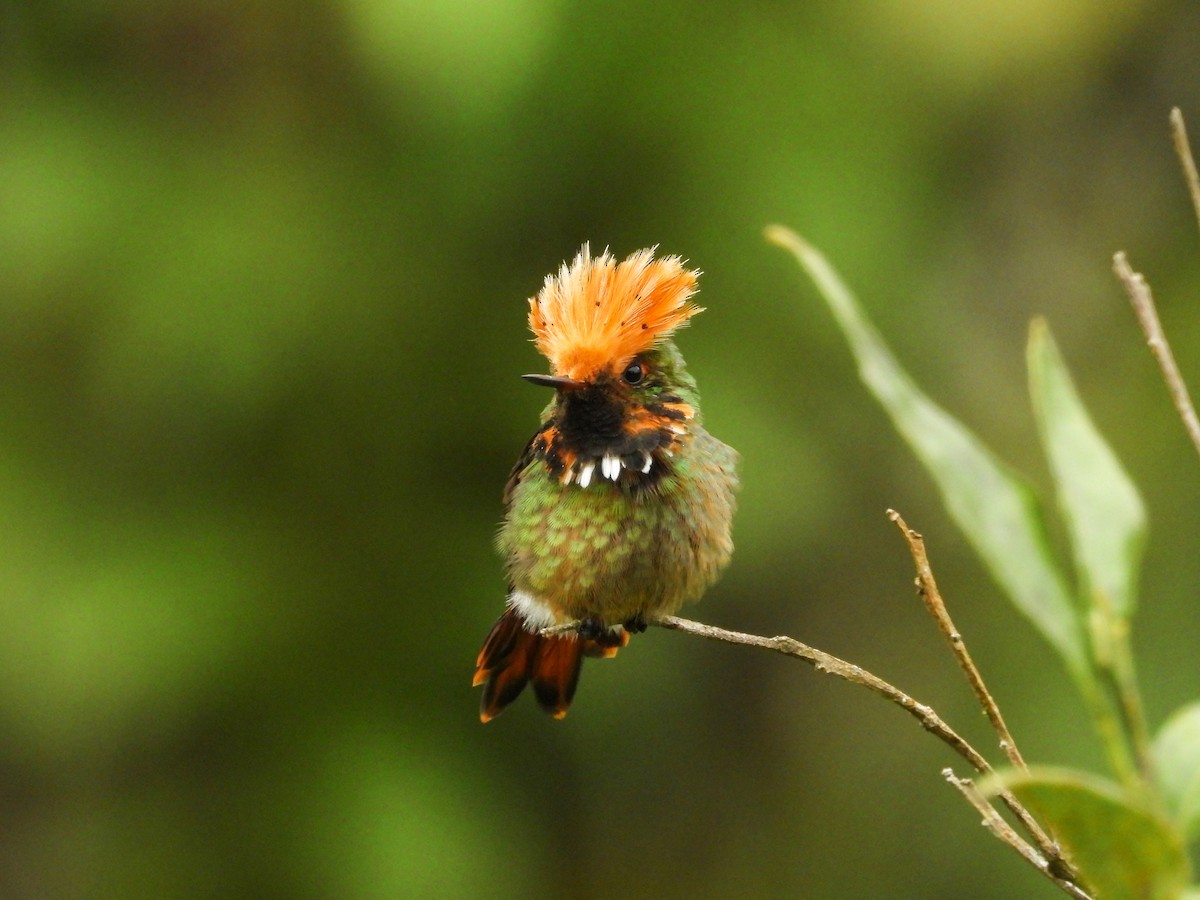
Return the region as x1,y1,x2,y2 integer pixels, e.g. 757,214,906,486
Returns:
473,608,629,721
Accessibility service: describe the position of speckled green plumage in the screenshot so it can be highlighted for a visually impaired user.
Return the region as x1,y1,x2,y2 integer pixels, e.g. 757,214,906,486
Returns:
475,248,737,720
498,342,738,625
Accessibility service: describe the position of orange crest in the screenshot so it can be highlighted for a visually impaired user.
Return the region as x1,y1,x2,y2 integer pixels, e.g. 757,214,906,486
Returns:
528,245,702,382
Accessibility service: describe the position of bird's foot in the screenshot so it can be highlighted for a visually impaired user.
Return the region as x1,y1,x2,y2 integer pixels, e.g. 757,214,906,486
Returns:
622,612,648,634
577,617,608,640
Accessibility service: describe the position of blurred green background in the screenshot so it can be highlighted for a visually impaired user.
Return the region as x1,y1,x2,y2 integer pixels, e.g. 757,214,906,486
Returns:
2,1,1199,896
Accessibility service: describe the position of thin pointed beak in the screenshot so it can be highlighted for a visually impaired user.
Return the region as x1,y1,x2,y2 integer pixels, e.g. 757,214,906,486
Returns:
522,373,585,391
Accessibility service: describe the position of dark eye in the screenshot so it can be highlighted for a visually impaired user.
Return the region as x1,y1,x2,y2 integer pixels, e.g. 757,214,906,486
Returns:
622,362,644,385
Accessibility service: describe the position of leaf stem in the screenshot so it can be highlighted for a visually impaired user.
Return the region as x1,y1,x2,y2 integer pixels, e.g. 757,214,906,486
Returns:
1093,603,1155,789
1077,644,1141,791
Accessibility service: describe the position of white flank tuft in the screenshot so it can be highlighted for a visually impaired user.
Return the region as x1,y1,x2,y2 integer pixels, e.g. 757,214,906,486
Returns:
507,590,560,630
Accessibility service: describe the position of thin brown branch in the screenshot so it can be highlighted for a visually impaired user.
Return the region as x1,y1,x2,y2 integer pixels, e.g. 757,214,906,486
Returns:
650,614,1085,895
541,522,1092,896
546,616,993,772
652,614,994,772
540,621,585,637
1171,108,1200,239
944,770,1094,900
888,510,1076,881
1114,251,1200,462
889,510,1028,769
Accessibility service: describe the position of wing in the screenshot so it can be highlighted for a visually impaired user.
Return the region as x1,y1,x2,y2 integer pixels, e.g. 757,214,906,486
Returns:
502,421,552,506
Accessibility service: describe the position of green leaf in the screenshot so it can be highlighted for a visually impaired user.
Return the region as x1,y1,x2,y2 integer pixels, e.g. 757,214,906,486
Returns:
767,227,1088,684
1028,319,1146,618
982,766,1191,900
1152,701,1200,840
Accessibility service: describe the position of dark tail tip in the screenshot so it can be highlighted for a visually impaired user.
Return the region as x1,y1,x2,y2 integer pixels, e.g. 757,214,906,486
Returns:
474,609,626,721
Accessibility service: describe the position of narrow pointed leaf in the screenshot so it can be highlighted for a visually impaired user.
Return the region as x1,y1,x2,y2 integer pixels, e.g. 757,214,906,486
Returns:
767,227,1088,684
981,766,1191,900
1028,320,1146,618
1152,701,1200,839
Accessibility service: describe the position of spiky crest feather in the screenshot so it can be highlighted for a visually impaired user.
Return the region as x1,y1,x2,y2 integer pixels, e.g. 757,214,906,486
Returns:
529,244,702,382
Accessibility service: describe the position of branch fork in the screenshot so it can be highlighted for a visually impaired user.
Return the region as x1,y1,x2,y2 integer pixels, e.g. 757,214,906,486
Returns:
542,510,1091,898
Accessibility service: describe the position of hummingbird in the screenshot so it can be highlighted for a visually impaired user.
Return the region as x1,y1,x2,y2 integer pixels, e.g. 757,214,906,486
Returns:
473,245,739,721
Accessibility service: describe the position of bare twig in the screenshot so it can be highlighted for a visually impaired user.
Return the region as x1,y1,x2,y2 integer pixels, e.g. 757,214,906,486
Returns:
648,614,1084,894
888,510,1029,770
651,614,994,772
944,770,1093,900
1171,108,1200,238
544,617,993,771
540,621,585,637
888,510,1072,875
540,514,1090,896
1114,251,1200,462
1096,110,1200,789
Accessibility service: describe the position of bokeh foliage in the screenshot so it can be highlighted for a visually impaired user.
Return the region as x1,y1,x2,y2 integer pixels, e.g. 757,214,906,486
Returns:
2,1,1200,897
776,227,1195,896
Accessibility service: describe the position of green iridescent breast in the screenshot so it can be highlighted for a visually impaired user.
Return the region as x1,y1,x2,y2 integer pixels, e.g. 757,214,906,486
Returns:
499,426,738,625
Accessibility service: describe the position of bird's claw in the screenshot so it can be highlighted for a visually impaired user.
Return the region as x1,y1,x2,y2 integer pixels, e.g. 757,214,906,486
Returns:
577,617,607,640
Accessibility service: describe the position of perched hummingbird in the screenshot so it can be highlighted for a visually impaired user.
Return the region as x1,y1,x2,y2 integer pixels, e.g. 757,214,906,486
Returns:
473,245,739,721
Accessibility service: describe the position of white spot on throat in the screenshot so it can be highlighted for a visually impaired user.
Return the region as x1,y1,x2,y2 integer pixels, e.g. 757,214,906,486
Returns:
564,450,656,488
603,454,621,481
578,461,595,488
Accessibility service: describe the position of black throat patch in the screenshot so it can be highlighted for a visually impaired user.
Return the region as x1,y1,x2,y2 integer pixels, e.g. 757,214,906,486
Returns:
557,387,626,460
